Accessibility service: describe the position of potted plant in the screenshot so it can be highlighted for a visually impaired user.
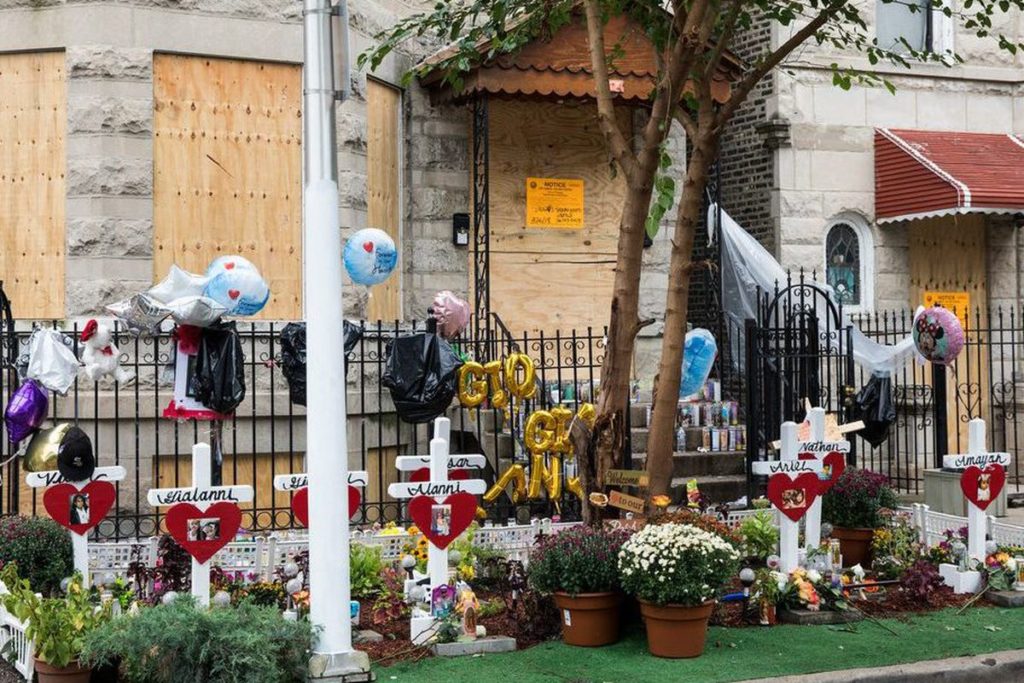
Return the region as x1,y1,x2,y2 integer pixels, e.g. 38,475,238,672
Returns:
0,564,110,683
528,526,631,647
822,468,899,569
618,523,739,658
739,509,779,564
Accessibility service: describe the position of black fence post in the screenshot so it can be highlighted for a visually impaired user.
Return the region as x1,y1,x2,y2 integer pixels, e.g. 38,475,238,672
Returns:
932,362,948,467
744,317,758,504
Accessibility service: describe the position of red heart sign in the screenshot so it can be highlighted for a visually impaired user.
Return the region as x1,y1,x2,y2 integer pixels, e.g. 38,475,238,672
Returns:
43,481,117,536
227,289,240,300
409,468,469,483
362,241,374,253
290,485,361,527
408,492,477,550
766,472,820,523
798,451,846,494
166,502,243,564
960,464,1005,512
225,262,235,270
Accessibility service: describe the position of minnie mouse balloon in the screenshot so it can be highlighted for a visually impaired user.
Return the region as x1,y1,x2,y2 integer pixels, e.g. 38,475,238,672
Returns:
203,255,270,316
344,228,398,286
913,306,964,365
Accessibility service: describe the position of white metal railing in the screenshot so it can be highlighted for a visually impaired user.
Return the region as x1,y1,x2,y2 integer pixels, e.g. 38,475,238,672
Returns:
0,607,34,680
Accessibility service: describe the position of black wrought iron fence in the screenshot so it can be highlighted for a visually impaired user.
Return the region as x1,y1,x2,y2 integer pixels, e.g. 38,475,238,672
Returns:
0,306,607,540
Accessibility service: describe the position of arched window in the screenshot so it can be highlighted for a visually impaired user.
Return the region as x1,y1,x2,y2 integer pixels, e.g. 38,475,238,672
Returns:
824,215,873,311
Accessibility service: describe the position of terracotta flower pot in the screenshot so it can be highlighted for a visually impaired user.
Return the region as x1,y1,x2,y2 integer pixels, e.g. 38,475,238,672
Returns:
638,599,715,658
34,658,92,683
552,592,622,647
832,526,876,569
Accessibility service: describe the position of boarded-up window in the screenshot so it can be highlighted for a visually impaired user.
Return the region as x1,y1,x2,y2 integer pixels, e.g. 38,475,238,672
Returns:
365,80,402,322
0,51,66,318
153,54,302,319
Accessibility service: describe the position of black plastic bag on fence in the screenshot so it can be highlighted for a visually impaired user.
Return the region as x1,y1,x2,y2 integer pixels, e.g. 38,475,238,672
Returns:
190,322,246,414
854,371,897,448
279,322,363,406
381,332,462,424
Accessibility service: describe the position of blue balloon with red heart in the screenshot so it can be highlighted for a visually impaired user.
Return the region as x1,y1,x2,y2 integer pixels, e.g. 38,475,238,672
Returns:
204,255,270,316
344,228,398,286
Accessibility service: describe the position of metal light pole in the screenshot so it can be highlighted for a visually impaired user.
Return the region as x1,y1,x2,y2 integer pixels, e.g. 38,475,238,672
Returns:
302,0,367,676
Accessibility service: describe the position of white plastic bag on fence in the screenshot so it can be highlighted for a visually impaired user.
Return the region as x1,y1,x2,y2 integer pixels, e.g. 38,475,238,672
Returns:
25,328,79,395
713,204,917,375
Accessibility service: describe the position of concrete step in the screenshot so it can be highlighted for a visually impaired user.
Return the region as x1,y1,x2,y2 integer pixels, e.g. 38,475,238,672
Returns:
669,474,747,505
629,403,649,427
631,427,649,454
633,451,746,477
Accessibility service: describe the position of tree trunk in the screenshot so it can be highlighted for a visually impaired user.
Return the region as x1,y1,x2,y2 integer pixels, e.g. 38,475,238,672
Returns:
645,141,715,497
583,173,657,522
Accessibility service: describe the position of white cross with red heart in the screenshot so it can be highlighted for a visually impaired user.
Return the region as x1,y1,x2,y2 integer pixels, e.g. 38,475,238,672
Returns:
272,471,368,526
27,465,127,587
796,407,851,552
146,443,253,606
942,418,1011,565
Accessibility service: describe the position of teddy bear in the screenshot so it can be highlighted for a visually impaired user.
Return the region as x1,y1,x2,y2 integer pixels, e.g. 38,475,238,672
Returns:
80,319,135,384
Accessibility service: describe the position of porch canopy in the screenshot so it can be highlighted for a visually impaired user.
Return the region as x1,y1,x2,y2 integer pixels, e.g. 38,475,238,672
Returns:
875,128,1024,223
418,12,741,104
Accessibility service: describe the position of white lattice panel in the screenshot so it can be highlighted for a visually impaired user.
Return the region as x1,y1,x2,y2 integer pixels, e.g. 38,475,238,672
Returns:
0,608,33,680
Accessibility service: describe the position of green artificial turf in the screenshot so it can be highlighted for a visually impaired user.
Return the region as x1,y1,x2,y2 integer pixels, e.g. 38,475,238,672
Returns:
381,607,1024,682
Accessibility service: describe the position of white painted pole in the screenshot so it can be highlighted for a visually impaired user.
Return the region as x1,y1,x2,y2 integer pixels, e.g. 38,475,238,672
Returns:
779,422,800,574
191,443,211,607
72,532,89,588
966,418,987,564
303,0,360,669
427,419,451,591
804,408,825,550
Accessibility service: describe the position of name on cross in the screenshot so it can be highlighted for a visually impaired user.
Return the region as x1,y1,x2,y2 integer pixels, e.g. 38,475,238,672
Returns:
798,441,851,454
272,471,368,492
752,460,822,476
26,466,127,488
394,454,486,471
147,485,254,507
387,479,486,499
942,453,1011,470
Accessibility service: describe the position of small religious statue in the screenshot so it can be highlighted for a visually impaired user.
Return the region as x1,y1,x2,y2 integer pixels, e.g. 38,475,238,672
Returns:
456,586,479,639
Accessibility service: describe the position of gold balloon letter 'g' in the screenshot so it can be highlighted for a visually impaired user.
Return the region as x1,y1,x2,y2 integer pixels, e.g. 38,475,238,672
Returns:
457,362,487,408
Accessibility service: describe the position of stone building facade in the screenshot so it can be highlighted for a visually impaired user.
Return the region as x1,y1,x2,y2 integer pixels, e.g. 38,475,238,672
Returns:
719,5,1024,316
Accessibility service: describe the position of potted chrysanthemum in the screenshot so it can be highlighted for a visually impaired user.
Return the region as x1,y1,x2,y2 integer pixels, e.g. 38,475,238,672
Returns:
528,526,632,647
618,523,739,658
822,468,899,569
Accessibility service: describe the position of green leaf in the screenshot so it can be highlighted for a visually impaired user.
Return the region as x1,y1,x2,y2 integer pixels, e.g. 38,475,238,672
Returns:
645,215,660,240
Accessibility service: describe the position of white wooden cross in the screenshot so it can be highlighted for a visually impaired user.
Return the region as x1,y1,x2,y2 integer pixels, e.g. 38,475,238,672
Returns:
272,471,369,493
147,443,253,606
801,407,851,550
942,418,1010,564
752,422,821,573
386,417,485,643
26,466,127,587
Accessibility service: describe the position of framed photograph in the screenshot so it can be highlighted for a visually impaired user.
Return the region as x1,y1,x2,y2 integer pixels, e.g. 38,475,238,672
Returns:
431,585,454,617
187,517,221,541
431,504,452,537
69,493,90,525
781,488,806,510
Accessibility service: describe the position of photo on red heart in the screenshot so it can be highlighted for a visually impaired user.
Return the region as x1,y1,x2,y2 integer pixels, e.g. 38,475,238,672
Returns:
431,504,452,536
69,493,90,525
187,517,221,541
978,473,991,502
781,488,806,510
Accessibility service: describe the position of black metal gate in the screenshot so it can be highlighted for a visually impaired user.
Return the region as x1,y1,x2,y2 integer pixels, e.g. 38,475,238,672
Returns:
744,272,857,497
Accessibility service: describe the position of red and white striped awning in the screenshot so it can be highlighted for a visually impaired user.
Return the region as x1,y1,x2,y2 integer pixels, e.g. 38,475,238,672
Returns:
875,128,1024,223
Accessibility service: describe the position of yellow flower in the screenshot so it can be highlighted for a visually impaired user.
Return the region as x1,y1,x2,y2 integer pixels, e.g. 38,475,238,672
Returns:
408,525,420,536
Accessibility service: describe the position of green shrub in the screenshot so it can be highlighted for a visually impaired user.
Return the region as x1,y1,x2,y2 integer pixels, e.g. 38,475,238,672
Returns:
0,516,73,595
82,598,313,683
350,544,384,598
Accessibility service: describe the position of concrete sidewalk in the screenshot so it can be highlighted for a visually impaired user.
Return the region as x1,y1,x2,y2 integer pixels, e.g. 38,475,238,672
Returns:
742,649,1024,682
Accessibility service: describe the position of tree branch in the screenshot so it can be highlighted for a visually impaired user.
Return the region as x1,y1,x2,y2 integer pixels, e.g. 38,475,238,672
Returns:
582,0,639,182
703,0,742,81
717,5,840,127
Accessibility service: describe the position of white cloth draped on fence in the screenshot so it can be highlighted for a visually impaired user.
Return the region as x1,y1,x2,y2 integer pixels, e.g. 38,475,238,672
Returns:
712,204,917,375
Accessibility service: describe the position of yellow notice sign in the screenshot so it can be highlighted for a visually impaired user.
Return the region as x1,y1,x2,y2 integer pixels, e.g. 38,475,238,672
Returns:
525,177,584,228
923,291,971,328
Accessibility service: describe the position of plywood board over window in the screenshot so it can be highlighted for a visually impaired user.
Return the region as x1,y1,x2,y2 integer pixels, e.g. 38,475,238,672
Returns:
153,54,302,319
483,99,630,336
365,80,402,322
0,51,66,318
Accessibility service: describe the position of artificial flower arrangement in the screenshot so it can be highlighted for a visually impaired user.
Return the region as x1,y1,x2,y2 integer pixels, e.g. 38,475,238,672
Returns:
927,527,968,566
777,568,849,612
